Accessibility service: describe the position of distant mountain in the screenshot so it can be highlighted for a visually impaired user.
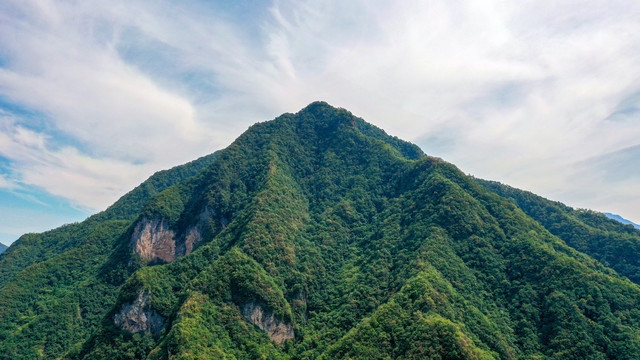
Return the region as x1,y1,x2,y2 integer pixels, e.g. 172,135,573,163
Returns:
603,212,640,230
0,243,7,254
2,102,640,359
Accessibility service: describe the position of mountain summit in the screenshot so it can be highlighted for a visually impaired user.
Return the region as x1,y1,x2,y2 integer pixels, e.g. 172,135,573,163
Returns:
2,102,640,359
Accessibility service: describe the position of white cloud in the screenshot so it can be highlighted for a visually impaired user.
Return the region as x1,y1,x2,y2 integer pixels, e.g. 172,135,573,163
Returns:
0,114,155,209
1,0,640,224
0,173,16,189
0,3,210,164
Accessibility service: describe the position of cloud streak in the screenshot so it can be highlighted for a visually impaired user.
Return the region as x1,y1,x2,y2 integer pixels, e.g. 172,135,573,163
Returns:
0,173,16,189
1,0,640,228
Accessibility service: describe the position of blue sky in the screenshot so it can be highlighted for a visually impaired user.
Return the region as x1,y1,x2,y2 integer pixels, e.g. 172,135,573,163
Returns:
1,0,640,245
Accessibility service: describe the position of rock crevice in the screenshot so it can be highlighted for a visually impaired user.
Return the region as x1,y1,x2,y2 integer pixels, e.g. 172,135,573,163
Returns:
113,292,165,336
242,302,294,344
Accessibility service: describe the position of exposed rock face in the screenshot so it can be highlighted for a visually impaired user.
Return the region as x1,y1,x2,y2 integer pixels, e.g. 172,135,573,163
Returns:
178,208,212,257
132,209,213,264
114,292,165,336
183,225,202,255
242,302,294,344
131,218,176,264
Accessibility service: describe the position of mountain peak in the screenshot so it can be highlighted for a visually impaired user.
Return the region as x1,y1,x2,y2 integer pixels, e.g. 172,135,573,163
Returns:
297,100,338,115
295,101,425,160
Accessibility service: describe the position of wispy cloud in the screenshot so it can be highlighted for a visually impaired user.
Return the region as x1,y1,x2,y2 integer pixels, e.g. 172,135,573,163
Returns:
1,0,640,225
0,113,153,209
0,173,16,190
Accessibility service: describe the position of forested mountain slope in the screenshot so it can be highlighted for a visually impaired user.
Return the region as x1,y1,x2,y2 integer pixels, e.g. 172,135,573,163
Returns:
2,102,640,360
0,153,218,359
477,179,640,285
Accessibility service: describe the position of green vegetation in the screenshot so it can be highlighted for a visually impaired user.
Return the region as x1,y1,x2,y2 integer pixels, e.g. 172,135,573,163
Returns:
0,153,217,360
2,102,640,359
477,179,640,284
0,152,218,287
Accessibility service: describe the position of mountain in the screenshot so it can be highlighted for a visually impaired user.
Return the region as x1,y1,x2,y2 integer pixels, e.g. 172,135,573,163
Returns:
0,243,6,255
603,212,640,230
2,102,640,360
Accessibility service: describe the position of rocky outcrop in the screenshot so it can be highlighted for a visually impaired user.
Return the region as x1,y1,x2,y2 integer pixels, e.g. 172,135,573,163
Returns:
132,208,214,264
183,225,202,255
114,292,165,336
242,302,294,344
131,218,176,264
177,208,212,257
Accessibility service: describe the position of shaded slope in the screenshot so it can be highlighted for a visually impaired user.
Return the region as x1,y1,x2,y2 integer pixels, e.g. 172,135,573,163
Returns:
61,103,640,360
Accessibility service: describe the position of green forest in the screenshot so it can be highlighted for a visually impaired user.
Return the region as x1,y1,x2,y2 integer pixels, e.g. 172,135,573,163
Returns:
2,102,640,359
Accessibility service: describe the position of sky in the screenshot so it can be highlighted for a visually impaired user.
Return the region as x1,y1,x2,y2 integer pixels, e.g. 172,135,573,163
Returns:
1,0,640,245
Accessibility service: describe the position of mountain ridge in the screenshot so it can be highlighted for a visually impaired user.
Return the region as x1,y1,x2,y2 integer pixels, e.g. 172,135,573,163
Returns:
2,102,640,359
